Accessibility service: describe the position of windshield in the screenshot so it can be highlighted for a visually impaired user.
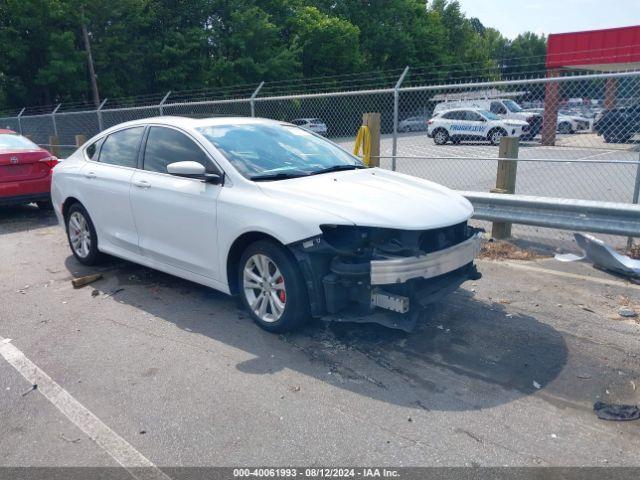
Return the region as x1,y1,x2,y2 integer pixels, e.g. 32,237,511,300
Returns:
503,100,523,113
196,123,361,179
0,134,40,150
479,110,499,120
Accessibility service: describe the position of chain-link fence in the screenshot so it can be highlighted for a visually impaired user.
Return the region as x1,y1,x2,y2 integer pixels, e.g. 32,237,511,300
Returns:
2,70,639,248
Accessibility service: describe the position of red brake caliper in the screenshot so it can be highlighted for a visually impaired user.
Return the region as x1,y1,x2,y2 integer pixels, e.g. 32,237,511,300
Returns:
277,277,286,303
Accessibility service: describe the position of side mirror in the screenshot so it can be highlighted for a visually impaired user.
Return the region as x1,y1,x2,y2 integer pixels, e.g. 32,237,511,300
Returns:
166,161,224,185
167,161,205,177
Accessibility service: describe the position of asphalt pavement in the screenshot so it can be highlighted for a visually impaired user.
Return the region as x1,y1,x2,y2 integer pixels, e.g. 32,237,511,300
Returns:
1,205,640,470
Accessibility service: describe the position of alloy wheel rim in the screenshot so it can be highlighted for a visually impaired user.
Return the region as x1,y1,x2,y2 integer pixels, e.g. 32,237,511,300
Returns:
69,211,91,258
243,254,286,323
492,131,503,144
435,132,446,143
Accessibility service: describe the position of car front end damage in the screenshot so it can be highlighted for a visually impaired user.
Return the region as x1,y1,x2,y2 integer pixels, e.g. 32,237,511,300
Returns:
289,222,483,331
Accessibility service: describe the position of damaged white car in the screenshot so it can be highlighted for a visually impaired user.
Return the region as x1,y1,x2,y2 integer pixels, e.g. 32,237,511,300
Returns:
52,117,482,332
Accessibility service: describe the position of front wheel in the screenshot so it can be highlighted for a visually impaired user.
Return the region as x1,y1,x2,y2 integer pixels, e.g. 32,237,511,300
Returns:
488,128,507,146
66,203,102,265
238,240,309,332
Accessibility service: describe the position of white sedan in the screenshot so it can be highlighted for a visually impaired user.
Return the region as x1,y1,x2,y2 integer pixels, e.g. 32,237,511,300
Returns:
52,117,481,332
428,108,530,145
291,118,328,136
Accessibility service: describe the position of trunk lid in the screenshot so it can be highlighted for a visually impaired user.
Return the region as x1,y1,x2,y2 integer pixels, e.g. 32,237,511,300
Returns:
0,149,56,183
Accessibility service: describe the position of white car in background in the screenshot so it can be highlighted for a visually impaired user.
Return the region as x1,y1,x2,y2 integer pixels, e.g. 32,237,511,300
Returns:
427,108,529,145
433,98,542,139
398,116,428,132
291,118,328,135
524,108,591,134
51,117,481,333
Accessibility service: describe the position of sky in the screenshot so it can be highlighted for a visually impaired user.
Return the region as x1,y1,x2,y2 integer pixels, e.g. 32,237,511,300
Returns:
456,0,640,38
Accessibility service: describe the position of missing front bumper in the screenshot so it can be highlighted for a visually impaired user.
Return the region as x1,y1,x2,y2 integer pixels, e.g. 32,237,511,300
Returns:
370,232,483,285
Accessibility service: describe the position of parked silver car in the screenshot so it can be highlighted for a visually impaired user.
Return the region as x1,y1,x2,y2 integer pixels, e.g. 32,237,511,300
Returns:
398,116,428,132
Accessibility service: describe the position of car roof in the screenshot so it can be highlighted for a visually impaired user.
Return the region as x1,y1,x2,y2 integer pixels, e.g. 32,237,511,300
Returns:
99,116,288,133
438,108,486,113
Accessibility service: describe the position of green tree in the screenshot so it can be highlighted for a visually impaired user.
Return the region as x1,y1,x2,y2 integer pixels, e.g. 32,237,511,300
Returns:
288,6,363,77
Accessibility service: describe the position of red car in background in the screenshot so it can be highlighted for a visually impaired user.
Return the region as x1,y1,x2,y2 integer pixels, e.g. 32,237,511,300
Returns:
0,129,58,209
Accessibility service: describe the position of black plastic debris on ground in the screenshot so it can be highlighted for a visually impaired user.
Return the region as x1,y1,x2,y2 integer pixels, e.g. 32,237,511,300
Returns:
593,401,640,421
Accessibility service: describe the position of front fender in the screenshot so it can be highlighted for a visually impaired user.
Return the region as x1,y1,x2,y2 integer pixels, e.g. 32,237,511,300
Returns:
216,185,353,291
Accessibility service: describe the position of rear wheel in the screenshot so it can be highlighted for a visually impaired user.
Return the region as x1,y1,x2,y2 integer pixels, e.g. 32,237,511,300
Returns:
433,129,449,145
558,122,573,134
238,240,309,332
488,128,507,146
65,203,101,265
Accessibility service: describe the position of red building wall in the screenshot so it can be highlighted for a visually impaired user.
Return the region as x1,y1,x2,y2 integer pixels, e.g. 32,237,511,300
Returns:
547,25,640,69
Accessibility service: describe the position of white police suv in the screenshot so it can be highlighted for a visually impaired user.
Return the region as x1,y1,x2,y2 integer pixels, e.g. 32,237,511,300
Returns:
427,108,530,146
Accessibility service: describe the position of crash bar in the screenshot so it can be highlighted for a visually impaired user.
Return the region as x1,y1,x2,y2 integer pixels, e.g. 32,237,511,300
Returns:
460,191,640,237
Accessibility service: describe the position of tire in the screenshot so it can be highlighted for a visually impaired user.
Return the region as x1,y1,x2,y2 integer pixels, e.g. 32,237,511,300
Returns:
558,122,573,134
488,128,507,146
36,200,53,210
238,240,310,333
65,203,102,265
433,129,449,145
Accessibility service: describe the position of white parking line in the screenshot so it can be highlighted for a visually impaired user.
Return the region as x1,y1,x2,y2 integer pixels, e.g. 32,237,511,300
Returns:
0,336,171,480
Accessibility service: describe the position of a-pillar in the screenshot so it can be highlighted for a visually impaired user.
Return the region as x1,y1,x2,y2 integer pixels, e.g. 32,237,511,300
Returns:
541,69,561,146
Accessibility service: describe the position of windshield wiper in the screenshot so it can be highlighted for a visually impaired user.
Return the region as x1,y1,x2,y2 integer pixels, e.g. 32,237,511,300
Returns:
251,171,311,181
309,164,365,176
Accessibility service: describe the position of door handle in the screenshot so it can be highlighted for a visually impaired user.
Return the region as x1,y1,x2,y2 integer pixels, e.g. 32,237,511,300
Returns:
133,179,151,189
84,171,97,179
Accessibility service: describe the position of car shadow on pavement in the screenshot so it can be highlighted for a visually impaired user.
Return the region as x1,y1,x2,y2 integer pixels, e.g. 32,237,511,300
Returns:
64,254,568,412
0,204,58,235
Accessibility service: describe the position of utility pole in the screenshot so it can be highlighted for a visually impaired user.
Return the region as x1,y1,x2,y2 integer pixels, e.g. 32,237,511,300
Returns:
80,9,100,108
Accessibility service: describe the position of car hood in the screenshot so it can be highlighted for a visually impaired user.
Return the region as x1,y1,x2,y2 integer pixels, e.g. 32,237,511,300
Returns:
257,168,473,230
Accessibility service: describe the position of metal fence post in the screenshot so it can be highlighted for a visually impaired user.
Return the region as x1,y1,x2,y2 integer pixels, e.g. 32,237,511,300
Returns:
97,98,107,132
392,67,409,171
628,149,640,249
15,108,26,135
158,91,171,116
51,103,62,137
250,81,265,117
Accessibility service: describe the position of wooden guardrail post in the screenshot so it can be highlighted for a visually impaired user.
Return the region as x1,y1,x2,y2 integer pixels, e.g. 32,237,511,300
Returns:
48,135,60,157
491,136,519,239
75,134,86,147
362,112,381,168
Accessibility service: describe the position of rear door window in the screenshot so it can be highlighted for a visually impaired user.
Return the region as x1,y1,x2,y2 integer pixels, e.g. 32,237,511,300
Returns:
442,111,460,120
465,111,484,122
99,127,144,168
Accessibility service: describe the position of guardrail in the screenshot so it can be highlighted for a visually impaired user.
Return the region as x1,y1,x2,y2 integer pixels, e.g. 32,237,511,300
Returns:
461,191,640,237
